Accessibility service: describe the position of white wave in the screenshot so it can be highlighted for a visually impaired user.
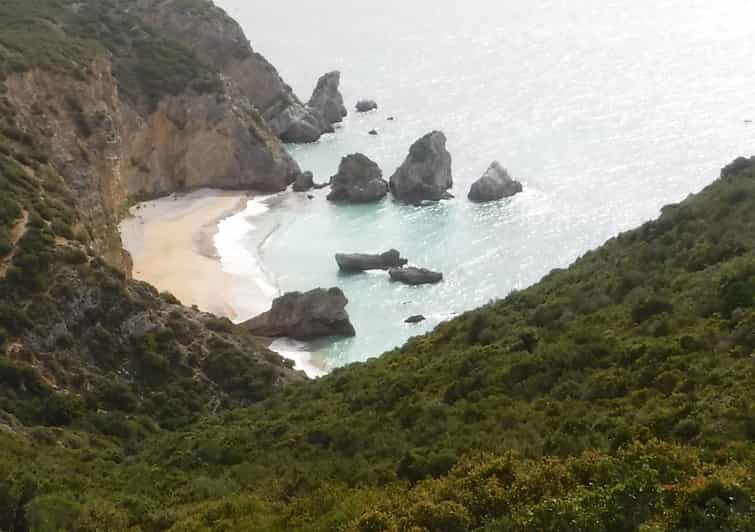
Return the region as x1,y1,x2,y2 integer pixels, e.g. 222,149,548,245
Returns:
270,338,328,378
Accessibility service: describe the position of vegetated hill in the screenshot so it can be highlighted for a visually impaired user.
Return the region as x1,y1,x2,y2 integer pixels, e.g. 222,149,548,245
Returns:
0,158,753,530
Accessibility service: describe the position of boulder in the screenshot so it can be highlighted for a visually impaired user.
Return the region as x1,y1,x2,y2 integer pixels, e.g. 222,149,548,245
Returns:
327,153,388,203
356,99,378,113
468,161,523,202
389,267,443,286
307,71,348,125
336,249,408,272
277,105,331,143
292,171,314,192
405,315,426,324
242,288,355,340
389,131,453,204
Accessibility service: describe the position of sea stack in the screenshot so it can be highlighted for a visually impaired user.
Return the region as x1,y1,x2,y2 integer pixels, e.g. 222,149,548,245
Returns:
468,162,523,202
327,153,389,203
389,267,444,286
308,71,348,125
242,288,356,340
356,99,378,112
336,249,408,272
389,131,453,204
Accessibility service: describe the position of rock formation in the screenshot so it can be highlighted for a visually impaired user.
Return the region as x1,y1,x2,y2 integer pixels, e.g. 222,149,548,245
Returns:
327,153,389,203
468,162,523,202
242,288,356,340
389,267,444,285
356,100,378,112
389,131,453,204
132,0,332,143
293,172,315,192
307,71,348,125
336,250,408,272
405,315,426,324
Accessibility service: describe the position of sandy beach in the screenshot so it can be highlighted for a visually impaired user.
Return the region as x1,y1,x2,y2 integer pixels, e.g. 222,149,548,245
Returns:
120,189,258,320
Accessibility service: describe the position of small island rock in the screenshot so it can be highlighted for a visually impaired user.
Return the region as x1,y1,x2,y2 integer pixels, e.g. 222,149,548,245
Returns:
389,131,453,204
389,267,443,286
368,129,378,136
336,249,408,272
468,161,523,202
405,315,426,324
356,99,378,113
242,288,355,340
327,153,388,203
292,171,315,192
307,71,348,125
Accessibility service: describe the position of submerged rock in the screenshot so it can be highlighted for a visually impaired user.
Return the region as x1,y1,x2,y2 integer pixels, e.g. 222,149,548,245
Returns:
307,71,348,125
327,153,388,203
356,99,378,113
468,161,523,202
292,171,315,192
242,288,355,340
389,267,443,286
405,315,426,324
389,131,453,204
336,249,408,272
368,129,378,136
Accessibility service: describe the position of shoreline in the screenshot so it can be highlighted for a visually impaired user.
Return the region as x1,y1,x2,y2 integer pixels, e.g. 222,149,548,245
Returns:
119,189,262,320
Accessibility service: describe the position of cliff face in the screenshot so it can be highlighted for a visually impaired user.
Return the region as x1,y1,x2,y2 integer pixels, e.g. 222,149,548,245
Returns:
4,58,132,272
132,0,332,143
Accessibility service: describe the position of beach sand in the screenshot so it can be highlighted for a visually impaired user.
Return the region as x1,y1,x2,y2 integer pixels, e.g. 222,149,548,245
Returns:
120,189,257,320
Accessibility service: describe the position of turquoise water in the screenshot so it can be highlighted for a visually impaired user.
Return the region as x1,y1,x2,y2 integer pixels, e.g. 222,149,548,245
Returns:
216,0,755,369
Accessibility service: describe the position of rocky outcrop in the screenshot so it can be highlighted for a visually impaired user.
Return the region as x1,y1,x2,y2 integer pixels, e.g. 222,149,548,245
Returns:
721,156,755,179
308,71,347,125
356,100,378,113
242,288,356,340
327,153,389,203
389,131,453,204
405,315,426,324
336,249,408,272
389,267,443,285
468,162,523,202
122,78,301,195
293,171,315,192
132,0,332,143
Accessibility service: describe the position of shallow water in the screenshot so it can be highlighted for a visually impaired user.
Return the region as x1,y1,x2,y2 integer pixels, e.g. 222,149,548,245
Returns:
215,0,755,369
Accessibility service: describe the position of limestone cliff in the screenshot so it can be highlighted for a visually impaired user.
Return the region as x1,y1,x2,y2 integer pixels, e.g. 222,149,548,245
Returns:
133,0,331,143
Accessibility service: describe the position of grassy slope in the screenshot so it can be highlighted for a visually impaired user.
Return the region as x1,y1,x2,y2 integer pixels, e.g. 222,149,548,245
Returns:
0,159,751,530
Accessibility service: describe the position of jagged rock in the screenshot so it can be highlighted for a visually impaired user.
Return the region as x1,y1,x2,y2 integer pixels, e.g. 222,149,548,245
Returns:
336,249,408,272
468,161,523,202
356,100,378,113
242,288,355,340
389,267,443,286
293,171,315,192
327,153,388,203
307,71,347,125
132,0,332,144
389,131,453,204
405,315,426,324
368,129,378,136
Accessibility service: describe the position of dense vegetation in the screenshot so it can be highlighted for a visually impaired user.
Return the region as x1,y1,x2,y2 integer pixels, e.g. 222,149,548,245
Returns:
0,0,222,111
0,153,752,530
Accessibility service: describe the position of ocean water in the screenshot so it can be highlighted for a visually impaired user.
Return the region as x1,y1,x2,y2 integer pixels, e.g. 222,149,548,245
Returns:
215,0,755,371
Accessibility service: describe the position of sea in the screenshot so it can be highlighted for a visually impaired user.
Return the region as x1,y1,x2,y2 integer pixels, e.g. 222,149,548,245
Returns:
213,0,755,375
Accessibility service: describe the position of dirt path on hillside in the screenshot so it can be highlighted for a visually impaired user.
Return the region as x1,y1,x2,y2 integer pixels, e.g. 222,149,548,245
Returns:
0,211,29,279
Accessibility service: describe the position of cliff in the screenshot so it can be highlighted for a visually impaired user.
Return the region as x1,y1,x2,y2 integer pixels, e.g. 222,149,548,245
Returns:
132,0,333,142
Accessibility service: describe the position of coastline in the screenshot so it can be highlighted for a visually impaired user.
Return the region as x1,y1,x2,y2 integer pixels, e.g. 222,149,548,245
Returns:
119,189,263,320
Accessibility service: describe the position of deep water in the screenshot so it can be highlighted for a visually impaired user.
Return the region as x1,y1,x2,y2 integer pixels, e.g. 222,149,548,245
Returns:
215,0,755,370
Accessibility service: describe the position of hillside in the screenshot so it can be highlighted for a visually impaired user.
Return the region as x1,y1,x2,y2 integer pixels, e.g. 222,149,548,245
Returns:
0,155,753,529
